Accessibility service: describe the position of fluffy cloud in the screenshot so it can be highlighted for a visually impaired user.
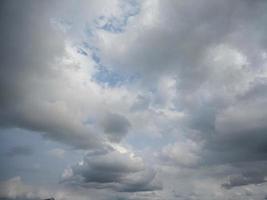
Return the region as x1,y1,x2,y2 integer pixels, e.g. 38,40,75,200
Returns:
1,0,267,199
62,147,161,192
0,0,136,150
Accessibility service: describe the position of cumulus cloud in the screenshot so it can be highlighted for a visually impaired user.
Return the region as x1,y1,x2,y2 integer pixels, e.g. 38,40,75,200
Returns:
0,0,96,149
2,0,267,199
0,0,135,150
62,147,161,192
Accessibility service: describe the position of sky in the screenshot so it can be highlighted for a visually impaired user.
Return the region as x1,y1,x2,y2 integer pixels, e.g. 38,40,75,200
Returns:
0,0,267,199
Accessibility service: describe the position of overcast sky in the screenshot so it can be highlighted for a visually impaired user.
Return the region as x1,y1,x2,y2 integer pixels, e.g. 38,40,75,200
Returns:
1,0,267,199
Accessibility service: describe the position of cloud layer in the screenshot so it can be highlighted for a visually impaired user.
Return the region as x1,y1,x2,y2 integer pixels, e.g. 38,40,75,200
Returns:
1,0,267,199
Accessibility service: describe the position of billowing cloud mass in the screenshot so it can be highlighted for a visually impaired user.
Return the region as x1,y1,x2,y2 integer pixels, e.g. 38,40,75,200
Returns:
1,0,267,199
62,147,161,192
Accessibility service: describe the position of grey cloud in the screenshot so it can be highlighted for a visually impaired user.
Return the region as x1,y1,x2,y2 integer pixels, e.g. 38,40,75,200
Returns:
206,80,267,164
0,176,96,200
222,172,266,189
96,0,267,162
159,140,202,167
98,0,267,80
215,82,267,141
117,170,161,192
130,95,150,112
0,177,43,200
101,113,131,142
94,1,267,195
86,0,267,197
221,161,267,189
0,0,104,149
62,148,161,192
2,0,267,199
6,145,33,157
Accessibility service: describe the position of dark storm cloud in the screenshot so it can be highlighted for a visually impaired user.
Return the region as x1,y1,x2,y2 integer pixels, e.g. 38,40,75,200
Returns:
6,145,33,157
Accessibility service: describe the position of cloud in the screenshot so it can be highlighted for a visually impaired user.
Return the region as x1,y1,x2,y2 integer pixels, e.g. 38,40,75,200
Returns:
47,148,65,159
0,177,47,200
221,161,267,189
214,80,267,154
222,172,266,189
91,0,267,169
0,0,134,150
160,139,203,167
2,0,267,199
6,146,33,157
0,176,114,200
100,112,131,142
62,147,161,192
0,0,96,149
0,176,100,200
